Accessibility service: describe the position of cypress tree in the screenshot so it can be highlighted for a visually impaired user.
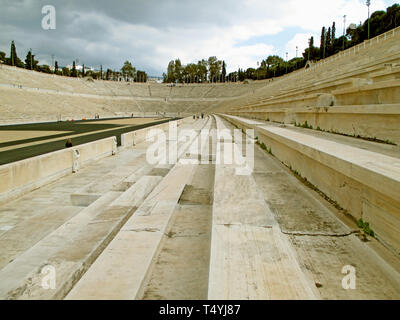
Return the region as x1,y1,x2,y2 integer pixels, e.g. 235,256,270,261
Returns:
11,41,15,66
222,61,226,83
308,36,314,61
9,41,18,66
24,50,36,70
326,27,332,56
320,26,326,59
71,61,77,77
331,22,336,54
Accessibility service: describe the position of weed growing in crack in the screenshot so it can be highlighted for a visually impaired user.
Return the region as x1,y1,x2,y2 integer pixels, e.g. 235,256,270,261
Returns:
357,219,375,237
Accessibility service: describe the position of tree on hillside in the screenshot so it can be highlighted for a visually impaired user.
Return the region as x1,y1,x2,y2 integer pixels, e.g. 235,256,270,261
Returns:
346,23,362,45
24,50,38,70
183,63,197,83
0,51,5,63
259,55,284,78
331,22,336,51
160,3,398,83
174,59,183,83
121,60,136,81
136,70,147,83
85,70,99,79
238,68,246,81
227,71,238,82
62,67,70,77
336,35,350,52
38,65,52,74
208,56,222,82
71,61,77,77
9,41,17,66
320,26,326,59
222,61,227,82
386,4,400,29
264,55,284,70
166,60,176,83
326,27,332,56
54,61,59,73
303,36,320,61
308,36,314,61
197,59,208,82
344,5,399,48
245,68,256,80
6,41,24,67
106,68,112,80
368,10,387,38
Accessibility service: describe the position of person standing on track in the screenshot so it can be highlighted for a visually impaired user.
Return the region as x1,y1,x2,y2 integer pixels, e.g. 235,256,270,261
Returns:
65,138,73,148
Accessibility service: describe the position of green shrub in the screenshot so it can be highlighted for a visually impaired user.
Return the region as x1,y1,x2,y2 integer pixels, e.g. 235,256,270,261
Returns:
357,219,375,237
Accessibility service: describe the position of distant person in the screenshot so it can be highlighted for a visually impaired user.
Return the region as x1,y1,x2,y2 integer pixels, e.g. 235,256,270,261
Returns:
65,138,73,148
193,115,195,119
201,113,204,119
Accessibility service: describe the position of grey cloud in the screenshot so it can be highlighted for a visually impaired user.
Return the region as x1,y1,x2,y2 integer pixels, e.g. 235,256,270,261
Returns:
0,0,282,76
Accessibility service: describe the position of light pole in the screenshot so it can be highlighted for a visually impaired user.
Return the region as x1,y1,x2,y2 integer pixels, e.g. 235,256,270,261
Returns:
296,46,298,58
366,0,371,39
343,15,346,50
285,52,288,74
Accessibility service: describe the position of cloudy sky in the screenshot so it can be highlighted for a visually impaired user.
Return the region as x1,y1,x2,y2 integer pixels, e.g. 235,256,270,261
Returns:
0,0,397,76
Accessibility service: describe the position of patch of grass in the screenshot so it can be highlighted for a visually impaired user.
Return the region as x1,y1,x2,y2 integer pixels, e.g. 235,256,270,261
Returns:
294,121,313,129
357,219,375,237
384,139,396,145
294,122,396,146
257,141,273,155
284,162,353,220
300,120,313,129
166,231,176,238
